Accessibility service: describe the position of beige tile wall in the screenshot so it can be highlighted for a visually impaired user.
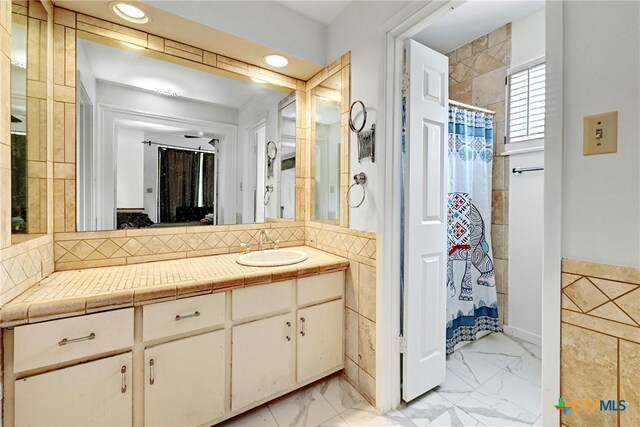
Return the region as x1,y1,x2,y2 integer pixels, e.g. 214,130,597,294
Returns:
446,24,511,327
1,1,13,249
0,1,55,306
54,222,306,270
23,1,49,234
305,221,377,404
560,259,640,427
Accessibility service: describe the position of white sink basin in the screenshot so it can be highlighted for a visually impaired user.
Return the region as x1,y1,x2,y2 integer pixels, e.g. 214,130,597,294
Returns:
236,249,308,267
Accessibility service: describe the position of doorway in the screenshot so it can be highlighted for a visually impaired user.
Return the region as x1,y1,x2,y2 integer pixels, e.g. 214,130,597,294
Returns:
378,1,550,425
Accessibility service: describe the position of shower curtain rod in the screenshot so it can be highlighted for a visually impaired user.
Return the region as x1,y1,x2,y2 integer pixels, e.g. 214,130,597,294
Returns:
141,140,216,154
448,99,495,115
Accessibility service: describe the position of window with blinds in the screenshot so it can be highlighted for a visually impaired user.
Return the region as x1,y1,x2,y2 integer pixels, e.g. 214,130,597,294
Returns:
507,63,546,142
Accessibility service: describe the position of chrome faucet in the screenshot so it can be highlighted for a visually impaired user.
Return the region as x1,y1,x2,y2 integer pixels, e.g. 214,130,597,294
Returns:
258,229,279,252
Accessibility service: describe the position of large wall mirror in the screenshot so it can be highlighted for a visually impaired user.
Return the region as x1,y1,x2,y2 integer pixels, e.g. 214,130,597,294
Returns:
76,32,297,231
10,2,49,242
310,66,348,225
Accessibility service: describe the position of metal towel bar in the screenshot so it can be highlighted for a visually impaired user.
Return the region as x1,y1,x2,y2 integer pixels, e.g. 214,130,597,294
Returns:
512,167,544,175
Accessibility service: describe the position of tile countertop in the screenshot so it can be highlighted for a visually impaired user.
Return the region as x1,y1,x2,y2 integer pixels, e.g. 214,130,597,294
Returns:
0,246,349,327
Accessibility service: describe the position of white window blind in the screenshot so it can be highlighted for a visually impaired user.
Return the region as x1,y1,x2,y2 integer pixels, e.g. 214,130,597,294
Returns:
507,63,546,142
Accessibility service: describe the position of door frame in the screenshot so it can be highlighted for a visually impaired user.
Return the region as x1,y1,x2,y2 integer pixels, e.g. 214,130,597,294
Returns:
377,2,563,424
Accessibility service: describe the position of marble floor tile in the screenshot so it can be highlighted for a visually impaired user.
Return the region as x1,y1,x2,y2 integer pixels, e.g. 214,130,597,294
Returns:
458,334,530,369
218,405,278,427
384,409,419,427
397,391,454,427
426,406,485,427
342,402,405,427
434,368,475,404
446,349,504,387
505,351,542,387
477,370,542,416
319,415,350,427
268,385,339,427
457,391,538,426
315,375,366,414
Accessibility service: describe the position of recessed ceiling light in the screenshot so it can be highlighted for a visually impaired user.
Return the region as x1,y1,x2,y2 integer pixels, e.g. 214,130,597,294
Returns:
251,77,266,84
110,2,149,24
263,54,288,68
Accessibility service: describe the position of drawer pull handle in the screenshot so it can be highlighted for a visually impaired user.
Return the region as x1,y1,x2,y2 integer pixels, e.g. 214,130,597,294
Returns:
285,321,291,341
149,359,155,385
121,366,127,393
175,311,200,321
300,317,306,337
58,332,96,346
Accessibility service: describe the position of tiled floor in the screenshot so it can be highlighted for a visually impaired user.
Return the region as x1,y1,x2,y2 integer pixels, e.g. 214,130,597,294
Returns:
219,333,542,427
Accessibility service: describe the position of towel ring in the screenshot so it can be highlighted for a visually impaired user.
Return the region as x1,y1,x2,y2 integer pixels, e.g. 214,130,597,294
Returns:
347,172,367,208
349,100,367,133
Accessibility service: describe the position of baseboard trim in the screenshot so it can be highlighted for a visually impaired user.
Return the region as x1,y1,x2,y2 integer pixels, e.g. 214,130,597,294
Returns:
503,325,541,346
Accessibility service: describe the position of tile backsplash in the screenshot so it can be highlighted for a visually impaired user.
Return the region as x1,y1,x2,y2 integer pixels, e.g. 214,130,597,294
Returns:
560,259,639,427
53,222,306,271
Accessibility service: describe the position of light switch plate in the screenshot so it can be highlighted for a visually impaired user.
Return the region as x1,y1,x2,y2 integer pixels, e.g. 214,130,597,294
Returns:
583,111,618,155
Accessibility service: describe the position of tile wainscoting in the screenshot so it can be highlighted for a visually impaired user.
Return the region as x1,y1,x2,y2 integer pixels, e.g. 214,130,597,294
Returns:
0,235,54,306
560,259,640,427
53,222,306,270
305,222,377,405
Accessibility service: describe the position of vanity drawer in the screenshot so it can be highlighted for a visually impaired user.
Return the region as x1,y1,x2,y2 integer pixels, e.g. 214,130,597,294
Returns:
143,293,225,342
13,308,134,374
297,271,344,306
232,280,293,321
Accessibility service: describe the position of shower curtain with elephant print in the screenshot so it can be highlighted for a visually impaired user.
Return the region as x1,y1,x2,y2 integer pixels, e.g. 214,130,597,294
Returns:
446,105,500,355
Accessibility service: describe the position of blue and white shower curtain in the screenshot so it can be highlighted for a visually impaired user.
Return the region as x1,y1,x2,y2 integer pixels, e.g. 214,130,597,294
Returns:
446,106,500,355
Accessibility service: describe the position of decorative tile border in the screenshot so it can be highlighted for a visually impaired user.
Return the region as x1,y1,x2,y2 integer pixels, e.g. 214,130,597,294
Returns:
0,234,54,305
305,221,376,267
54,222,306,270
560,259,640,427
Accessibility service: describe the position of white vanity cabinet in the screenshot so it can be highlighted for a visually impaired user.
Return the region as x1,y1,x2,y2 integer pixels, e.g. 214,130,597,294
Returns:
231,313,294,410
6,270,345,427
297,299,344,382
144,330,226,427
14,352,133,427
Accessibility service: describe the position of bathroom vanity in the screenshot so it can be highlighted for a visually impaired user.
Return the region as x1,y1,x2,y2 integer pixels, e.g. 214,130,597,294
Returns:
1,247,347,426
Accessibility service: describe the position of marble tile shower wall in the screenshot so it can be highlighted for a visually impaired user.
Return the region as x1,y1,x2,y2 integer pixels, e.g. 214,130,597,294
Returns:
560,259,640,427
447,24,511,327
305,222,377,405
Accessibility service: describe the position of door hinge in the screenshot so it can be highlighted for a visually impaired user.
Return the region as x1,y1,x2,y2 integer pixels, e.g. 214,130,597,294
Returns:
398,336,407,354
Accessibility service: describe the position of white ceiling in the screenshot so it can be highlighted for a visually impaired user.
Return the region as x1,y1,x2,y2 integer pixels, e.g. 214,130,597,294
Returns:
276,1,352,25
79,38,287,109
413,0,544,54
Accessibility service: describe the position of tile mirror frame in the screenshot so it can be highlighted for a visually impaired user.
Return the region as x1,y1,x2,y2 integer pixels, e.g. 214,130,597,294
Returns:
9,0,50,244
49,8,311,234
305,54,351,228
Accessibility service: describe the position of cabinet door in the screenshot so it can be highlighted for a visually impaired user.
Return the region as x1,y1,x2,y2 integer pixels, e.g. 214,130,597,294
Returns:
232,313,293,411
297,299,343,382
15,352,133,427
144,330,225,427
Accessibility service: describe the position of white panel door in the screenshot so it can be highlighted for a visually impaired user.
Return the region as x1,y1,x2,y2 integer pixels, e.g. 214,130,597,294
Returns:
15,352,133,426
232,313,293,411
297,299,343,382
144,331,226,427
402,39,449,402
